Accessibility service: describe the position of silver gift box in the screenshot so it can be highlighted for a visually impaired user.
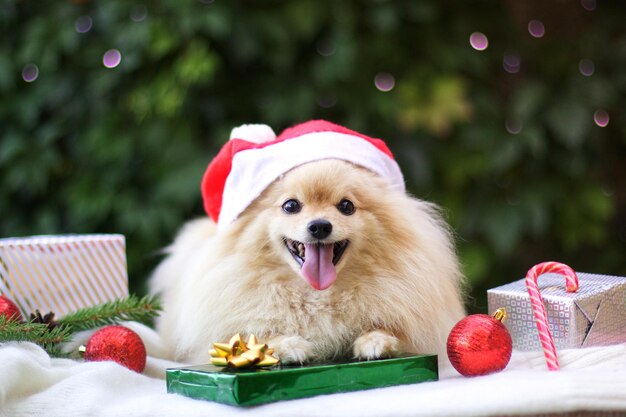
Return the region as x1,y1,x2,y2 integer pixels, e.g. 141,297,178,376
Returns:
487,272,626,351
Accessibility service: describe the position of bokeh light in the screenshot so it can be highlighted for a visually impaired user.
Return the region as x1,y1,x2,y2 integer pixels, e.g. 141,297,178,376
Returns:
528,20,545,38
581,0,596,11
316,95,337,108
75,16,93,33
103,49,122,68
374,72,395,92
469,32,488,51
505,119,523,134
593,110,609,127
579,59,594,76
21,64,39,82
503,52,520,74
316,38,336,57
131,5,148,22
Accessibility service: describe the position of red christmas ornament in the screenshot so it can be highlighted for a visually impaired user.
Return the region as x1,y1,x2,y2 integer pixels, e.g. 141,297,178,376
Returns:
0,295,23,322
83,325,146,373
447,308,512,377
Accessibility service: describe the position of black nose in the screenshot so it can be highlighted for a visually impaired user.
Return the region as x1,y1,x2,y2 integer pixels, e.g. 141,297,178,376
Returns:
307,219,333,239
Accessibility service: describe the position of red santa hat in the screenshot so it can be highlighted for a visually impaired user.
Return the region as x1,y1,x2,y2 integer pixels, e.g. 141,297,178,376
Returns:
202,120,405,229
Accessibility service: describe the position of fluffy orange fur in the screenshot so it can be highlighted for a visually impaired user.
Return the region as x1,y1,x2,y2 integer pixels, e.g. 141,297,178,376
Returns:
150,159,465,364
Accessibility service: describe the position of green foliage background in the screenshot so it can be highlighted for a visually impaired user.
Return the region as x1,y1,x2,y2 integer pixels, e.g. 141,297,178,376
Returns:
2,0,625,312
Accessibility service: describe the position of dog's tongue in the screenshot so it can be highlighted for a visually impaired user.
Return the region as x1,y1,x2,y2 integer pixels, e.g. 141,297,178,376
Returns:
302,243,336,290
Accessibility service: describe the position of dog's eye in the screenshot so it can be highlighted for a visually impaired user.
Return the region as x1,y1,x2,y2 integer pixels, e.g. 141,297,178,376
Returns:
282,199,302,214
337,199,355,215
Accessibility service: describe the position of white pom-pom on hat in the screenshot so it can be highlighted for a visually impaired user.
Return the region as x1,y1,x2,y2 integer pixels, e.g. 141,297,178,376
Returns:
230,124,276,144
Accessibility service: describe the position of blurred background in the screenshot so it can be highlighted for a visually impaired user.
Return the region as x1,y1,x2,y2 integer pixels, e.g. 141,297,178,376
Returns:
2,0,625,313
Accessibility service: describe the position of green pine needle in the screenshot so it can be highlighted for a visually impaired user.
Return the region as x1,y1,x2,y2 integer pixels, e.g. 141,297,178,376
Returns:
59,295,161,332
1,295,161,357
0,316,72,349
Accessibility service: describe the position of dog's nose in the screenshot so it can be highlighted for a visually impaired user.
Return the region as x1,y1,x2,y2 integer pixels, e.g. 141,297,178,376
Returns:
307,219,333,239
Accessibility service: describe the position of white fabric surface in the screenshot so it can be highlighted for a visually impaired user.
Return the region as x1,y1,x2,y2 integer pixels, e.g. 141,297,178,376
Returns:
2,322,626,417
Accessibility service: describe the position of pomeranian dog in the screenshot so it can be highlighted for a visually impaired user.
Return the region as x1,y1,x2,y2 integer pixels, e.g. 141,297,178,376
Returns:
150,123,465,365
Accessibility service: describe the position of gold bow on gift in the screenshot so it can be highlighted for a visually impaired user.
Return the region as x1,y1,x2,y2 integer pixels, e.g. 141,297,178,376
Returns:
210,334,279,368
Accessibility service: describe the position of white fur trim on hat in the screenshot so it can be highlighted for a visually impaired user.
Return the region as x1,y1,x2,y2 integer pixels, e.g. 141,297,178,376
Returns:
230,124,276,144
217,131,405,229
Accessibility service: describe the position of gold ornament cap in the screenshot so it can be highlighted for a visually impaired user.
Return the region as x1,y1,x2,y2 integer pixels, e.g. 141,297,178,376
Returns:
492,308,507,323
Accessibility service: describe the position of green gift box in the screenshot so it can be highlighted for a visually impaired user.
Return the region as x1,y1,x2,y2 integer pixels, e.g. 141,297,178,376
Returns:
166,354,438,406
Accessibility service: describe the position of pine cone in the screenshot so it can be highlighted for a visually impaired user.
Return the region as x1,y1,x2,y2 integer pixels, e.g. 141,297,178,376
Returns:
30,310,60,331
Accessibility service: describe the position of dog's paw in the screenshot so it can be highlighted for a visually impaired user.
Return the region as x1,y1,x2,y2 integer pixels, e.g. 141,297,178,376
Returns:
268,335,315,365
353,330,400,360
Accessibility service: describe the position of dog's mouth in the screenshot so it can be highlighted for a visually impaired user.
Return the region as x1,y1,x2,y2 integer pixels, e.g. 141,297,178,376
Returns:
284,239,349,267
283,238,349,291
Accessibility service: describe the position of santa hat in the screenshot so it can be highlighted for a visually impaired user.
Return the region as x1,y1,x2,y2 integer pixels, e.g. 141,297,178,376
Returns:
202,120,405,229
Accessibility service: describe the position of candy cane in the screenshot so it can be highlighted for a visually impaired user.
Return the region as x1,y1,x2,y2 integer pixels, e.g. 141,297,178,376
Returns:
525,261,578,371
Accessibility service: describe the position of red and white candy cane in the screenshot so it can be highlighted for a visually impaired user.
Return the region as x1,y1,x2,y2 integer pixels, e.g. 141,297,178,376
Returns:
525,261,579,371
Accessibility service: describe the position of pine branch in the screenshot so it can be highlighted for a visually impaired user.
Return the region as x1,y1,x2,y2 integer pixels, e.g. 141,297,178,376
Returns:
1,296,161,357
0,316,72,348
59,295,161,332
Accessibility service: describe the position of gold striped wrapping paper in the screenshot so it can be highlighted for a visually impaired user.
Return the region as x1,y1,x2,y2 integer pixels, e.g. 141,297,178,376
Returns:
0,235,129,317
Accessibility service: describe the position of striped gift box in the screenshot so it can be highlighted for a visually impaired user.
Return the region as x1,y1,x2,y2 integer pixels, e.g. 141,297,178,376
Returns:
0,235,128,317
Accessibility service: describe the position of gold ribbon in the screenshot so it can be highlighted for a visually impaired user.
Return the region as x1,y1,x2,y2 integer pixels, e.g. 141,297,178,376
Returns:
210,334,279,368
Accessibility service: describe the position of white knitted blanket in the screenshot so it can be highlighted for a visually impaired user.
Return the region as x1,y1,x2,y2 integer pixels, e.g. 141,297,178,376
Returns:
1,322,626,417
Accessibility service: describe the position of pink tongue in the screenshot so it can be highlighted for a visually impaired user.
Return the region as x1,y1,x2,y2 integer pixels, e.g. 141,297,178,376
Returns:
301,243,336,290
